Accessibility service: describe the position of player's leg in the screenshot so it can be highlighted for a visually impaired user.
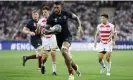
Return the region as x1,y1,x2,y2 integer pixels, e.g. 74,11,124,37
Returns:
98,51,106,74
106,52,111,76
23,54,37,66
50,35,57,75
105,44,112,76
22,39,42,69
61,42,73,74
36,53,42,71
61,41,80,80
40,50,49,74
70,52,81,76
51,49,57,76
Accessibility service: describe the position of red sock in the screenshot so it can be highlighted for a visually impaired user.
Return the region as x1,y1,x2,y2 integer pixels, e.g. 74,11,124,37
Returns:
26,54,37,60
38,56,42,68
68,68,73,75
71,63,78,71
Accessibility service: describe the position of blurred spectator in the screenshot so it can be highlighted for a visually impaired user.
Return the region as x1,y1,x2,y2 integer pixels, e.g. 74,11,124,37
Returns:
0,1,133,41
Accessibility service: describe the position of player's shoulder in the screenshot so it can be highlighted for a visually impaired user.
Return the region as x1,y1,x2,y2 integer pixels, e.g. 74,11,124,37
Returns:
27,19,33,25
108,22,114,27
61,10,72,15
47,12,54,19
28,19,33,23
61,10,68,13
97,23,103,27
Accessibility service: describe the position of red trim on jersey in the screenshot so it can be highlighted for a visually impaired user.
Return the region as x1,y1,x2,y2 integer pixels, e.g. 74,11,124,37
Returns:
101,35,110,37
100,31,111,33
105,25,110,28
101,39,110,41
44,35,53,38
42,20,46,22
101,39,111,44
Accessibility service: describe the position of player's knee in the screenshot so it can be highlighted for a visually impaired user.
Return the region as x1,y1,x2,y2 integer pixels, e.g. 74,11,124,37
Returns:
61,45,68,53
99,58,103,62
106,56,110,62
61,48,67,56
98,56,103,62
106,56,110,59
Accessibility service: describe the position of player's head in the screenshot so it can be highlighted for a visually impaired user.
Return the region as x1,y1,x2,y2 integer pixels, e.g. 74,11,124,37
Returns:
53,1,62,14
42,6,50,17
32,10,39,21
101,14,109,24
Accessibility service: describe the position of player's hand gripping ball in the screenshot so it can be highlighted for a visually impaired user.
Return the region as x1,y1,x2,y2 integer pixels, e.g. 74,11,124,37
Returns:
50,24,62,33
35,26,42,35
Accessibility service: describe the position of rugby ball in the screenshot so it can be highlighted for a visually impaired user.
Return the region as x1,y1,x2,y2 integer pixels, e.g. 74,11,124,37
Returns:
50,24,62,33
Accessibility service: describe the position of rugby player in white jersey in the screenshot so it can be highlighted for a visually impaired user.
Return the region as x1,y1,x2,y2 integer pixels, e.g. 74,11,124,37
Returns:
36,6,57,75
94,14,117,76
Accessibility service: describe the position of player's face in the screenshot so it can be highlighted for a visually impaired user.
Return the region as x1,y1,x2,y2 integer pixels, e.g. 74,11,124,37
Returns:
101,16,108,24
54,4,62,14
42,10,49,17
32,12,39,21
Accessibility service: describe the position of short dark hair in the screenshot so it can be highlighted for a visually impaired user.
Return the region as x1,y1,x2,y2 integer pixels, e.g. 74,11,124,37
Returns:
32,10,39,14
54,1,62,5
42,6,50,11
101,14,109,19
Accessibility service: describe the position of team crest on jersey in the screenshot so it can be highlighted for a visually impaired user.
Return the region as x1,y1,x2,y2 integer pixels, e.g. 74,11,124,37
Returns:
54,18,57,22
59,17,61,19
63,16,67,19
34,23,37,27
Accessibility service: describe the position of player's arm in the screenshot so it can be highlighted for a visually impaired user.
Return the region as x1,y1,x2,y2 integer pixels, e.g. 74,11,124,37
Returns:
68,13,82,29
112,25,117,46
94,25,99,48
44,15,56,34
66,11,83,36
35,19,43,35
23,24,35,36
71,13,81,28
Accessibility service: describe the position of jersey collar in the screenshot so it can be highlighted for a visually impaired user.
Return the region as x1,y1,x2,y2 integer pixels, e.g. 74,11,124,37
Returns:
102,21,109,25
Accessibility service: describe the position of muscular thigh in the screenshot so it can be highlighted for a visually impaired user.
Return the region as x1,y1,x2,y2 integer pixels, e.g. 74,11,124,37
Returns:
106,52,111,58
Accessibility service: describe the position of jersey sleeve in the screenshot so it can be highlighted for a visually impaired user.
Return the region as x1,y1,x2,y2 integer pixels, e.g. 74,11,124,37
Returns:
37,19,42,25
112,24,117,33
96,25,100,34
25,21,31,29
65,11,76,19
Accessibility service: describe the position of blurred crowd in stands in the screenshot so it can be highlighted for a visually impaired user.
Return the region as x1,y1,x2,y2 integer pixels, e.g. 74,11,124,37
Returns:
0,1,133,42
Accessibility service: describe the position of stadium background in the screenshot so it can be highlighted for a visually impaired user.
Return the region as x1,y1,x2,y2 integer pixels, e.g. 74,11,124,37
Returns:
0,1,133,50
0,1,133,80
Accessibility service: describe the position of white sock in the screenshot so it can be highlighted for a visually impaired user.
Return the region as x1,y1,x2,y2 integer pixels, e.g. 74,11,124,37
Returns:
52,62,56,72
106,62,111,73
100,60,106,68
41,63,45,66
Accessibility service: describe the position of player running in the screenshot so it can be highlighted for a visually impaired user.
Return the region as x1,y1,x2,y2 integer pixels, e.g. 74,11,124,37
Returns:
94,14,117,76
22,10,42,71
37,6,57,76
45,2,82,80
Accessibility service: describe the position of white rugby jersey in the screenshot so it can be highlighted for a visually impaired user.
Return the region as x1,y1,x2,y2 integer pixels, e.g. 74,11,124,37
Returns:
37,17,53,38
96,22,116,44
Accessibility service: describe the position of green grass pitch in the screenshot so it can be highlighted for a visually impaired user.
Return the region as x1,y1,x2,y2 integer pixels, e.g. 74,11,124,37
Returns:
0,50,133,80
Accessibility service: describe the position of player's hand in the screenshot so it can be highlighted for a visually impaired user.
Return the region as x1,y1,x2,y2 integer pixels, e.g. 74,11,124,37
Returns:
78,26,84,36
35,26,41,35
29,31,35,36
94,43,97,48
112,41,115,46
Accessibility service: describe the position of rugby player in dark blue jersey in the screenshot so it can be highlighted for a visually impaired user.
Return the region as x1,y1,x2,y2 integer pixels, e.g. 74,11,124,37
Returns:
46,2,83,80
22,10,42,71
